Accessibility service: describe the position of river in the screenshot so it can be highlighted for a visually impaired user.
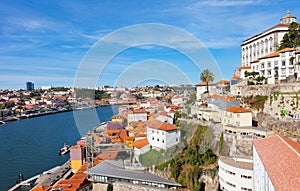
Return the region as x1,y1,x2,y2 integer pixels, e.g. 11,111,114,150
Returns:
0,106,118,190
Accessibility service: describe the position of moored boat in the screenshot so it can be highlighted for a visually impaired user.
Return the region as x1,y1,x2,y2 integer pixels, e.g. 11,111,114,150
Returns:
59,143,70,155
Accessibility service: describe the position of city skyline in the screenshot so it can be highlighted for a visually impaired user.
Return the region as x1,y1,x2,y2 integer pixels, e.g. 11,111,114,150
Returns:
1,0,300,89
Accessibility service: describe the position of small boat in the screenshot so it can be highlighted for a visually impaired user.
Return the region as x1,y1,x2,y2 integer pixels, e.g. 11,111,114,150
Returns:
59,143,70,155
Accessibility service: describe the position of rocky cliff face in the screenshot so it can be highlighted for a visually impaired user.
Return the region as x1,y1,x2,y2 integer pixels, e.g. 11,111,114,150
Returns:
257,112,300,141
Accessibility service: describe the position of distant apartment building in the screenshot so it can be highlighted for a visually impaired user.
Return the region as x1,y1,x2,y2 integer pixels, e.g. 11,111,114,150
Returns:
218,156,253,191
241,11,296,67
252,135,300,191
26,81,34,91
145,120,180,150
127,108,148,124
195,80,230,100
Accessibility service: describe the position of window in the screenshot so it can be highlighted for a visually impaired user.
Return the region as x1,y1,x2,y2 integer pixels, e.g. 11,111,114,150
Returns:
282,60,286,66
282,70,286,74
157,138,159,142
152,130,154,133
176,138,179,142
267,62,271,68
236,121,240,126
261,63,265,69
241,175,252,179
289,68,293,74
162,139,165,143
152,137,154,140
237,113,240,118
274,61,278,66
267,70,271,75
162,131,164,135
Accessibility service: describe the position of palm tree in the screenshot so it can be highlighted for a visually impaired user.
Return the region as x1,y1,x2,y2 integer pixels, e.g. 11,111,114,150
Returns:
200,69,214,93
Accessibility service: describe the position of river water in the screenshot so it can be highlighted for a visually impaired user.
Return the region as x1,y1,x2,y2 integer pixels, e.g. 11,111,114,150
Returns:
0,106,118,190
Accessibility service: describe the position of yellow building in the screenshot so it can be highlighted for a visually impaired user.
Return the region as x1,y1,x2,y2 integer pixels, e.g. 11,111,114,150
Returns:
223,106,252,127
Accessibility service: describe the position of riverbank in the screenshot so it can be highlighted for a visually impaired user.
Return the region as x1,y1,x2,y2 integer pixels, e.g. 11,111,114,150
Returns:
0,101,134,124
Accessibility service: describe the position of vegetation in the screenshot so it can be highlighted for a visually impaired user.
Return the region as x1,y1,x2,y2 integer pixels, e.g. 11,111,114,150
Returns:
279,22,300,50
219,132,224,154
200,69,214,93
107,184,113,191
166,125,217,190
242,95,268,111
75,89,111,99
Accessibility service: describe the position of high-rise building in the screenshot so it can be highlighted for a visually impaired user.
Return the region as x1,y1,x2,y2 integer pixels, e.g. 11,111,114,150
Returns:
252,135,300,191
26,81,34,91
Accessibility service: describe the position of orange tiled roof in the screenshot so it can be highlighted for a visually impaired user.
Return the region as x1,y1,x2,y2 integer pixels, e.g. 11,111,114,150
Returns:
231,75,239,79
145,120,178,131
260,47,295,59
250,59,259,63
226,106,250,113
253,135,300,191
96,151,118,160
195,82,216,86
238,66,251,70
133,138,149,149
31,186,51,191
105,129,121,135
216,80,230,85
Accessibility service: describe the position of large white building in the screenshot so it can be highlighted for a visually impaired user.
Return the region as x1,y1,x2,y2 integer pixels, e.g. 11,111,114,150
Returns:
145,120,180,150
252,135,300,191
241,11,296,67
218,156,253,191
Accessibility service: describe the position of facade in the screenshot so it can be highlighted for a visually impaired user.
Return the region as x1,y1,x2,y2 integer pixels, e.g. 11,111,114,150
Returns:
218,156,253,191
251,47,300,84
195,82,216,100
127,109,148,124
26,81,34,91
145,120,180,150
252,135,300,191
222,106,252,127
241,11,296,67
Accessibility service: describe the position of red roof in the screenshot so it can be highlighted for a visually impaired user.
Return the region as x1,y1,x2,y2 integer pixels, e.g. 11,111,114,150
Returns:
226,106,250,113
133,138,149,149
260,47,295,59
216,80,230,85
253,135,300,191
238,66,251,70
195,82,215,86
231,75,239,79
145,120,178,131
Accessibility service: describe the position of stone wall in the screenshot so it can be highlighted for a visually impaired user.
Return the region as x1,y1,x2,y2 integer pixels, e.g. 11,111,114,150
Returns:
231,82,300,97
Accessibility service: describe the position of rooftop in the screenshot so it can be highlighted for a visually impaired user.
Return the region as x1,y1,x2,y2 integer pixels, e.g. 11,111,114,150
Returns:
226,106,250,113
85,160,181,187
133,138,149,149
145,120,178,131
219,156,253,170
253,135,300,191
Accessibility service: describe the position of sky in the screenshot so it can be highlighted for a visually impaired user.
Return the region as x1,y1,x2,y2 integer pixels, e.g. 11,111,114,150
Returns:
0,0,300,89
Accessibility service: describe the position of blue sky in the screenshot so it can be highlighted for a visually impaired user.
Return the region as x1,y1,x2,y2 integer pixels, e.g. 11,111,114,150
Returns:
0,0,299,89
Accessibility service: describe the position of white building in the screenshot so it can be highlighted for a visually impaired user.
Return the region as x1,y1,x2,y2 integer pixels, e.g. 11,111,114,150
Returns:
251,47,300,84
218,156,253,191
145,120,180,150
127,109,148,124
241,11,296,67
133,138,150,156
195,82,216,100
252,135,300,191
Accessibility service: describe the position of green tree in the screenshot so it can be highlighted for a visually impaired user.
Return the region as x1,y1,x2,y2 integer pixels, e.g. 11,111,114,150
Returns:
200,69,214,93
279,22,300,50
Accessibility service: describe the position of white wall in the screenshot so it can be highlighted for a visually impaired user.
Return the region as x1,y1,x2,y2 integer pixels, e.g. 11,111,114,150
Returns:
146,127,180,150
219,158,253,191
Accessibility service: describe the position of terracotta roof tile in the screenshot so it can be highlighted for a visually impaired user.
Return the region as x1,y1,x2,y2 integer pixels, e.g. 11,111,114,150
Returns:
195,82,216,86
145,120,178,131
226,106,250,113
133,138,149,149
253,135,300,191
238,66,251,70
231,75,240,79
